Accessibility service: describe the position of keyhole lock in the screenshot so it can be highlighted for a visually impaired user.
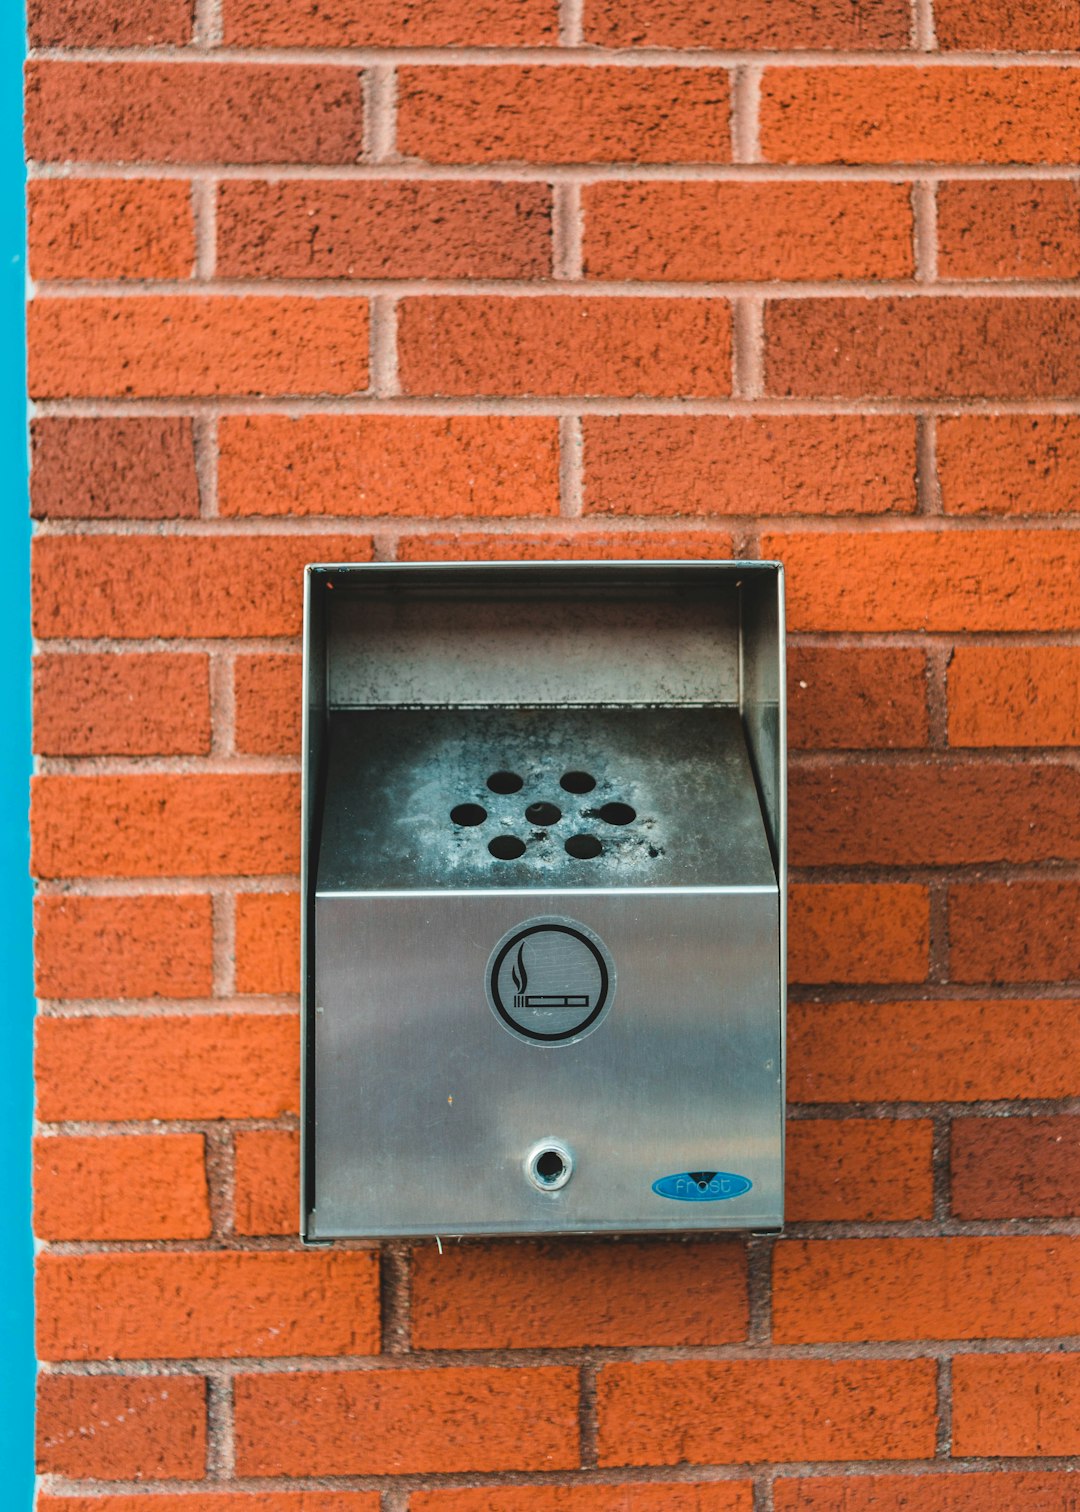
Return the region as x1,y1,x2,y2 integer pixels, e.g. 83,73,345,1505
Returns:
526,1139,574,1192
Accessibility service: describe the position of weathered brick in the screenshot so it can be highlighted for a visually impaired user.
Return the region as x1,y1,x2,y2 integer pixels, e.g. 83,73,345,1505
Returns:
33,533,373,639
774,1236,1080,1343
399,297,730,398
596,1359,936,1465
235,891,300,994
39,1498,380,1512
29,179,195,282
774,1471,1080,1512
788,999,1080,1104
26,62,364,165
235,1367,580,1476
788,647,928,750
398,67,730,165
34,1133,211,1241
223,0,557,45
950,881,1080,983
790,759,1080,867
953,1354,1080,1457
34,652,211,756
938,415,1080,516
414,1490,753,1512
35,894,214,999
584,0,909,48
938,181,1080,280
789,882,929,985
218,181,552,280
765,298,1080,399
952,1116,1080,1219
584,182,913,281
787,1120,934,1222
38,1250,379,1362
411,1239,748,1351
949,647,1080,746
234,657,301,757
36,1374,206,1481
398,531,736,561
583,416,917,518
31,416,199,520
219,416,560,519
29,0,194,45
29,296,369,399
760,68,1080,165
36,1013,297,1122
32,773,299,878
936,0,1080,50
234,1129,298,1236
761,529,1080,631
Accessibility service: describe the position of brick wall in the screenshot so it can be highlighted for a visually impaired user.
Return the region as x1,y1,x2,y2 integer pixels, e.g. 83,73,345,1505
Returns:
26,0,1080,1507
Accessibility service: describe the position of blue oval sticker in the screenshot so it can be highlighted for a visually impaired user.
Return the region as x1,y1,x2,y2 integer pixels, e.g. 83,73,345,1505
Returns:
652,1171,753,1202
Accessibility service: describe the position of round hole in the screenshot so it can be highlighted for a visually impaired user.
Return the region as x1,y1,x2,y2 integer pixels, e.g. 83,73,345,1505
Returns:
565,834,603,860
560,770,596,794
450,802,487,827
526,1140,573,1192
525,801,562,826
597,801,636,826
535,1150,565,1183
488,835,526,861
487,770,523,795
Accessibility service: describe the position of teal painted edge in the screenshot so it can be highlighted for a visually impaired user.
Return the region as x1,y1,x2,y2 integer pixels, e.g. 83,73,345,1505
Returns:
4,0,35,1502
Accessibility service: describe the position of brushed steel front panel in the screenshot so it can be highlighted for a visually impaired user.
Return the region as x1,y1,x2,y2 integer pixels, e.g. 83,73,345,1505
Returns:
310,888,781,1239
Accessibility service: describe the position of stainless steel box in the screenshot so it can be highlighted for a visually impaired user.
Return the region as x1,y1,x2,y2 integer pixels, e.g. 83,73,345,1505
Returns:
302,561,785,1241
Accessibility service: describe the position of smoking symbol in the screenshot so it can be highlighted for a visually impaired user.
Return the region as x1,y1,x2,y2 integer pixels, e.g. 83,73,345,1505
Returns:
511,940,590,1011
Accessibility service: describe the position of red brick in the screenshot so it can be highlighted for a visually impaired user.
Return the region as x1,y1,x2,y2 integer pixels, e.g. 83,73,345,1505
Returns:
789,882,929,985
34,1133,211,1241
596,1359,935,1466
775,1236,1080,1343
26,62,364,166
787,1120,934,1222
38,1250,379,1362
29,296,369,399
223,0,556,45
952,1116,1080,1220
953,1354,1080,1457
29,0,194,45
235,1367,580,1476
584,182,913,282
35,894,214,999
411,1239,747,1351
788,999,1080,1104
33,533,373,639
939,415,1080,516
761,529,1080,632
33,773,299,878
949,647,1080,747
235,891,300,994
234,657,301,757
583,416,917,519
936,0,1080,50
399,297,730,399
584,0,909,48
414,1490,753,1512
791,759,1080,867
789,647,928,750
39,1497,381,1512
219,416,560,519
398,531,736,561
950,881,1080,983
31,416,200,520
218,181,552,280
774,1471,1080,1512
37,1374,206,1481
398,67,730,165
29,179,194,282
765,298,1080,399
34,652,211,756
760,68,1080,166
36,1012,298,1122
938,181,1080,280
234,1129,298,1236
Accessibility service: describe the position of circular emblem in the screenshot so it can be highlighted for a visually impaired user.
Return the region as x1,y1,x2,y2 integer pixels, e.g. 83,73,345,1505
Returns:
486,916,615,1046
